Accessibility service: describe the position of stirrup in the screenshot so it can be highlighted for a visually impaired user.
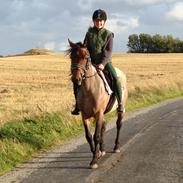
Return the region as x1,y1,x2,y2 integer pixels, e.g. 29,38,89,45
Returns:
71,107,80,115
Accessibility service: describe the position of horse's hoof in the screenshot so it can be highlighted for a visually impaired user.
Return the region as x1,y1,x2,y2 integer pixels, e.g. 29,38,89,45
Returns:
98,150,102,158
90,163,98,169
101,151,106,156
98,151,106,158
114,149,120,153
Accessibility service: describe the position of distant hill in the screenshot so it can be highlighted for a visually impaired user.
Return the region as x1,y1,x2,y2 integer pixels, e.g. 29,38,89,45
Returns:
5,48,55,57
23,48,55,55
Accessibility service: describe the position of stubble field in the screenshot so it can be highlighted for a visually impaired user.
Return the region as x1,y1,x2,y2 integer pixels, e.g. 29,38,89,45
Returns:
0,53,183,125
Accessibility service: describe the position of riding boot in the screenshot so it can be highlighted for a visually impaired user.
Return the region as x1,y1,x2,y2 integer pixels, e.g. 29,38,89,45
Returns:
105,63,123,113
71,104,80,115
115,79,123,113
71,83,80,115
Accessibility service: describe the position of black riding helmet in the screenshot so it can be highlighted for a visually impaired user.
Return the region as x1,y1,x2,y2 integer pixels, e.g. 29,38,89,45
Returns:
92,9,107,21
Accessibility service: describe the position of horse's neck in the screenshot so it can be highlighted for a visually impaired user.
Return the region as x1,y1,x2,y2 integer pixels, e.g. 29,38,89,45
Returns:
82,65,103,92
78,65,110,110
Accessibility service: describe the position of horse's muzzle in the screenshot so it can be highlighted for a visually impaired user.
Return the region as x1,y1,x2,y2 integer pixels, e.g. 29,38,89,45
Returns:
71,76,82,86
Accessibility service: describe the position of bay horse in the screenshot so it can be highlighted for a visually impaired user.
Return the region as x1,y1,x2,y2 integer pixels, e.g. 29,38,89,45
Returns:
68,39,128,169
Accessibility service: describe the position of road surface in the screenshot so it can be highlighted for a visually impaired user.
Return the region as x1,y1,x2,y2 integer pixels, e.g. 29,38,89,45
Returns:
1,97,183,183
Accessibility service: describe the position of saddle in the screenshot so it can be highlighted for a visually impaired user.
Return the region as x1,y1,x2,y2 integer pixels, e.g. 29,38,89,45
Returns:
98,69,116,114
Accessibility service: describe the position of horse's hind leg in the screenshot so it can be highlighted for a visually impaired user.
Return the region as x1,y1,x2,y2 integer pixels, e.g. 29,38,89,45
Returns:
114,112,123,153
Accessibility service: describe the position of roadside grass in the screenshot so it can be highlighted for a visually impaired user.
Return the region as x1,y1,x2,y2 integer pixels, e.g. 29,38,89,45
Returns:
126,84,183,111
0,85,182,175
0,112,83,174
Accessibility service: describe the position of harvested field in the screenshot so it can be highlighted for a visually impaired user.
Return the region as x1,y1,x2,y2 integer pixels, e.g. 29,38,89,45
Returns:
0,53,182,125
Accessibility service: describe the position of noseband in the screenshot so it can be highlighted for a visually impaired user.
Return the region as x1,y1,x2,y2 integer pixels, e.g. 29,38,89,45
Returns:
71,55,97,80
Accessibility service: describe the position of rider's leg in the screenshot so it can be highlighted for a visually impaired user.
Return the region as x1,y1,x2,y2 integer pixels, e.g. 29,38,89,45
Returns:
105,63,123,112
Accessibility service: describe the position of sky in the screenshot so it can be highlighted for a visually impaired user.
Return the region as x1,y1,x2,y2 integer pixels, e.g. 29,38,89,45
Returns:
1,0,183,55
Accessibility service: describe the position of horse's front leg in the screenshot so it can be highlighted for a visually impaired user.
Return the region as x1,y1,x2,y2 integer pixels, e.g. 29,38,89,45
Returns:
100,121,106,156
114,112,124,153
82,116,94,153
90,112,103,169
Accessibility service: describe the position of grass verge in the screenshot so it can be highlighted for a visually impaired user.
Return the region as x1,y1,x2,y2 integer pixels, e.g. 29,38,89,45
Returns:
0,86,183,175
0,113,83,175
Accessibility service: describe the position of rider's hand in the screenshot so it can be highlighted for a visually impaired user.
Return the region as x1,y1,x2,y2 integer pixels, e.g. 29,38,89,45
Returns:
97,64,104,70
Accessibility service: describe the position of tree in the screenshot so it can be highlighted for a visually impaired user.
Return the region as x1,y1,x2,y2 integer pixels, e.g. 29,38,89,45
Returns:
151,34,164,53
173,38,183,52
139,33,152,53
127,34,140,53
127,33,183,53
163,35,174,53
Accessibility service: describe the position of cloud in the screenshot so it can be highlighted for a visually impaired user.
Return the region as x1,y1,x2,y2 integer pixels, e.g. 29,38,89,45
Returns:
0,0,183,55
106,14,139,33
125,0,161,5
58,42,68,51
44,41,69,52
44,41,55,50
123,0,178,6
75,16,92,30
31,0,50,10
11,0,25,10
166,2,183,21
77,0,93,10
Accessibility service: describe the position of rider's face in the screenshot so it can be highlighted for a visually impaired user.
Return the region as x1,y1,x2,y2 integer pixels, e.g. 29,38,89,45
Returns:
94,19,105,29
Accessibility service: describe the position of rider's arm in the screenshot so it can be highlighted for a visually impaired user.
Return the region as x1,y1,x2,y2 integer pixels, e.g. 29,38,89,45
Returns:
101,33,114,67
83,33,89,50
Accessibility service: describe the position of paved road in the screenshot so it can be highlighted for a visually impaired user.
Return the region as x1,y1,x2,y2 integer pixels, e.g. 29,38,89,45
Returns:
1,97,183,183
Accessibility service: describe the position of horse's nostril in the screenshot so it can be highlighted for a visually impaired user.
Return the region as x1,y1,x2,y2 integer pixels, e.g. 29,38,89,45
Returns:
72,76,82,85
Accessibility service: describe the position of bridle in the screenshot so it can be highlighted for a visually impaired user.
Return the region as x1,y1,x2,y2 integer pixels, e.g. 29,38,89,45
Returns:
71,55,97,80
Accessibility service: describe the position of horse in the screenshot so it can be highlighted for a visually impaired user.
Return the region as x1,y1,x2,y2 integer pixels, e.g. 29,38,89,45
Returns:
68,39,128,169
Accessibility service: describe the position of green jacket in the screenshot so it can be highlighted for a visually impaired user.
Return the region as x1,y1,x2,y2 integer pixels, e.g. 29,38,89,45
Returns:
84,27,114,66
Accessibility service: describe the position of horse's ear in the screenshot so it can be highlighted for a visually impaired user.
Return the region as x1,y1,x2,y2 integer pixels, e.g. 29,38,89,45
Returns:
68,39,77,48
83,39,87,48
83,42,87,48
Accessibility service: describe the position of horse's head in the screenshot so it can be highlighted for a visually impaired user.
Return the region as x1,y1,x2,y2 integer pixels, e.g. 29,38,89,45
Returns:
68,39,91,85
